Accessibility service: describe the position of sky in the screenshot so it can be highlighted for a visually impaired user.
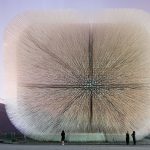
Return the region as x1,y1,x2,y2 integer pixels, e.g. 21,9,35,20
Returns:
0,0,150,103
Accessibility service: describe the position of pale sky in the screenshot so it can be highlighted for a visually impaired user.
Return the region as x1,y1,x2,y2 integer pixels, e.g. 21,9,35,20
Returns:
0,0,150,102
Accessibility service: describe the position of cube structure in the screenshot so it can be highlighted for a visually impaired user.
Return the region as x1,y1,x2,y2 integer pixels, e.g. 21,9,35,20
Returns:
4,9,150,141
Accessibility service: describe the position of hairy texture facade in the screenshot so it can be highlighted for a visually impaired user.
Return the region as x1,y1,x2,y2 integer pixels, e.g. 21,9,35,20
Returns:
4,9,150,141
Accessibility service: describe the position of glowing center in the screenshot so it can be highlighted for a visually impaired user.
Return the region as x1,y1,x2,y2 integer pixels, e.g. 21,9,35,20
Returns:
84,79,98,90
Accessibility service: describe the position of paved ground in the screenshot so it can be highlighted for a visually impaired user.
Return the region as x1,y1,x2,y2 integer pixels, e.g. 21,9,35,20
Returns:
1,144,150,150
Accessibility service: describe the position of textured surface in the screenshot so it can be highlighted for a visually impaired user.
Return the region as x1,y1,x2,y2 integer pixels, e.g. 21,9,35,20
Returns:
1,144,150,150
4,10,150,141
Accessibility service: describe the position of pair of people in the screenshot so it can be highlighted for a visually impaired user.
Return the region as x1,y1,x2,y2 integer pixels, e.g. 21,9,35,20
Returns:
126,131,136,145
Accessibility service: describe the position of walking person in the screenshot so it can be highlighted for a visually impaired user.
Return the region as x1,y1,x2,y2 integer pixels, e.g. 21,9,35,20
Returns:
131,131,136,145
126,131,130,145
61,130,65,145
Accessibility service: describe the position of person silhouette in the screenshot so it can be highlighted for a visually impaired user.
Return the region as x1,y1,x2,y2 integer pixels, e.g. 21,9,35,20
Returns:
131,131,136,145
126,131,130,145
61,130,65,145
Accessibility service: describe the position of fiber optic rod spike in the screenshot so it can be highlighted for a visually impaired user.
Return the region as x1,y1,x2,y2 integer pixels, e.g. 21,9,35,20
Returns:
19,83,150,90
